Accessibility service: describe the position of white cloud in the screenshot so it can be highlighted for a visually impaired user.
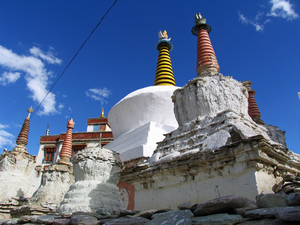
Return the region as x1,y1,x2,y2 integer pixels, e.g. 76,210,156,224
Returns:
239,0,298,31
0,71,21,85
29,46,62,64
268,0,299,20
0,124,14,149
298,92,300,100
0,45,62,115
239,12,249,24
238,12,267,32
86,87,111,104
58,103,64,109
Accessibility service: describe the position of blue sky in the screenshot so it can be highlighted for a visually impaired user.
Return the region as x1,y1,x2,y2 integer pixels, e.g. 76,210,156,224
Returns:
0,0,299,156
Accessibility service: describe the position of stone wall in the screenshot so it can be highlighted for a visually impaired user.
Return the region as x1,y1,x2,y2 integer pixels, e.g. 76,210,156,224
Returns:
121,136,300,210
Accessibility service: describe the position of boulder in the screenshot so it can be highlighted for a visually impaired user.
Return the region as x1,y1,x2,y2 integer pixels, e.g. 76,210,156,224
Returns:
193,195,256,216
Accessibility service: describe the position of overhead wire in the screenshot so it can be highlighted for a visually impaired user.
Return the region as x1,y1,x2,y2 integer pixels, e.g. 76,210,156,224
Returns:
5,0,118,151
30,0,118,118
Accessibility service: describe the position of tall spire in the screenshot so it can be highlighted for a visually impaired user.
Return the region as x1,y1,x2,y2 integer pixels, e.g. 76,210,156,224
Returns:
154,30,176,86
243,81,264,124
192,13,220,77
100,108,105,118
13,106,33,153
58,118,75,165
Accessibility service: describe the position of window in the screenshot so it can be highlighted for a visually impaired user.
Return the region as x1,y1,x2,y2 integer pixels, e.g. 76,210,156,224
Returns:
43,147,56,163
93,124,100,131
71,144,87,159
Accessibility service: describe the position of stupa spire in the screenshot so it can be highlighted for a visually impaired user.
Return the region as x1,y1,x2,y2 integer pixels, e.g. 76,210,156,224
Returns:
243,81,264,124
58,118,75,165
154,30,176,86
13,106,33,152
192,13,220,76
100,108,105,118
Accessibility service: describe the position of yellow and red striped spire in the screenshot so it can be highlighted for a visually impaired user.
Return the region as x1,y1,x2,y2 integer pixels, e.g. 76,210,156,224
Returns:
192,13,220,77
154,30,176,86
58,118,75,165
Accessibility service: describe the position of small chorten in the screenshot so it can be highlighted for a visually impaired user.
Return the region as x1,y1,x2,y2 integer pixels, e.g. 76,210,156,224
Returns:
154,30,176,86
58,118,75,165
192,13,220,76
243,81,264,124
13,106,33,153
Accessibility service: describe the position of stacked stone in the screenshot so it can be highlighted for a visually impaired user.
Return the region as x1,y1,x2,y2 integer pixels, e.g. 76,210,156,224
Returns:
3,194,300,224
273,174,300,194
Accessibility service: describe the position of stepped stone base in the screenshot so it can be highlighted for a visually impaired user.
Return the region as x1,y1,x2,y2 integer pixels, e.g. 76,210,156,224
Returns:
121,136,300,210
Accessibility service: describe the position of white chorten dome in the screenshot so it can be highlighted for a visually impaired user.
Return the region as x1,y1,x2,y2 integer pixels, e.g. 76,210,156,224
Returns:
106,86,179,161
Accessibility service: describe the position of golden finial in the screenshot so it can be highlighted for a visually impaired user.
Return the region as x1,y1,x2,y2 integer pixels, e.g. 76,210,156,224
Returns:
100,108,105,118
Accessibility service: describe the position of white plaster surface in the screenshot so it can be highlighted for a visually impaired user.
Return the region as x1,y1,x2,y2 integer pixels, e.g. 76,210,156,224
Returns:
57,146,124,214
108,86,179,139
151,74,275,160
106,86,179,161
0,152,36,202
133,168,259,210
30,164,74,207
105,122,176,161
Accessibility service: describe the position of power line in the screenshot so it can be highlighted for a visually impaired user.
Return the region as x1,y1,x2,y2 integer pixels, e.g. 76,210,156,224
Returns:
31,0,118,118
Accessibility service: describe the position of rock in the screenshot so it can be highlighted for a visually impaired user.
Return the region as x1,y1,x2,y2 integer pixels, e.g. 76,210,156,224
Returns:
256,194,288,208
276,206,300,222
53,219,70,225
18,215,32,223
191,213,243,225
102,217,149,225
244,207,293,219
36,215,56,224
286,193,300,206
283,174,295,181
61,214,72,219
72,212,100,217
193,195,256,216
177,203,197,210
153,209,173,214
132,210,156,219
146,210,193,225
233,206,258,215
0,220,9,225
96,215,119,220
202,130,231,151
30,215,40,223
119,210,141,217
96,209,110,216
236,218,289,225
69,215,98,225
2,219,18,225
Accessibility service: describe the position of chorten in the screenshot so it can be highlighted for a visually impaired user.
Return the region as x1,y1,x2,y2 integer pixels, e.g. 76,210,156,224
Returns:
0,107,36,203
58,118,75,165
13,106,33,153
119,14,299,210
106,31,179,162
